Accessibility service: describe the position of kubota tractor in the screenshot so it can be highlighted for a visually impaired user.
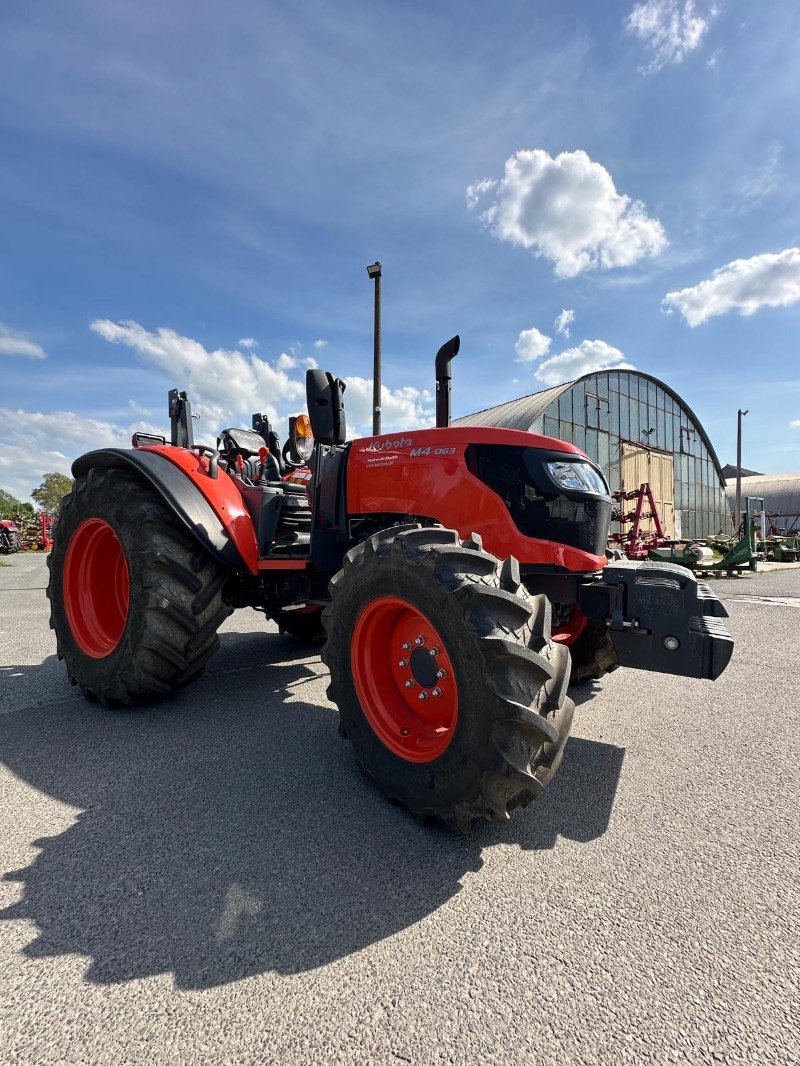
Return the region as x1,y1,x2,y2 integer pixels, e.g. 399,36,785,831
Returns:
0,518,22,554
47,337,733,831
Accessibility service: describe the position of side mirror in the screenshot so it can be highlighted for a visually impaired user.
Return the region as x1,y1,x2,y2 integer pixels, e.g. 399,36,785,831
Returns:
306,370,347,445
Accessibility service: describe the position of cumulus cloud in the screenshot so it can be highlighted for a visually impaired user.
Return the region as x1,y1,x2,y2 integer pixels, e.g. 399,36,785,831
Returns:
90,319,305,441
467,149,666,278
276,352,296,370
342,378,434,438
534,340,635,387
312,339,328,350
0,322,47,359
624,0,716,74
790,420,800,429
0,407,162,502
662,247,800,326
237,337,258,349
515,327,552,364
554,309,575,337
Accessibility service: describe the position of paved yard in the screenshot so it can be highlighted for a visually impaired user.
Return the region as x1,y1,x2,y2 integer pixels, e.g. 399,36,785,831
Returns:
1,553,798,1065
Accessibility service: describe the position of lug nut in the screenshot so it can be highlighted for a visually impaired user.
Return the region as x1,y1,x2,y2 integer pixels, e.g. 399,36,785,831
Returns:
398,659,408,668
402,641,412,651
418,691,429,701
415,635,425,645
430,647,440,657
436,669,447,679
431,687,442,698
404,679,415,688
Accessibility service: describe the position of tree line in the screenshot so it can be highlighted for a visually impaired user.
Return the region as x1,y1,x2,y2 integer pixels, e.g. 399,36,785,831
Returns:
0,473,75,519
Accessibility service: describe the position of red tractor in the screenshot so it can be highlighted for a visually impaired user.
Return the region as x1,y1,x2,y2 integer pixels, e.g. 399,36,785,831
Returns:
0,518,22,554
47,338,733,831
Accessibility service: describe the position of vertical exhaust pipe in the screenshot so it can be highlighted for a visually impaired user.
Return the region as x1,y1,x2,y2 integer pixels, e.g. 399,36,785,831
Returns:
435,335,460,428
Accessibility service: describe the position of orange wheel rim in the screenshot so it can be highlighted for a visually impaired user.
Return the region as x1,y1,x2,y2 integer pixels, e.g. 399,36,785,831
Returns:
350,596,458,762
63,518,130,658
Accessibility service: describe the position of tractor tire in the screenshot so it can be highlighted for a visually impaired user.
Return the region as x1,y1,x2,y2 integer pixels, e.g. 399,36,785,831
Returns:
568,620,620,684
321,525,574,832
47,466,231,707
1,531,20,554
274,607,326,646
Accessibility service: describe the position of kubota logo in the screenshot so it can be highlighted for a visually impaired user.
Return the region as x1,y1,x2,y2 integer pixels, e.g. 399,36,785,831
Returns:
365,437,412,452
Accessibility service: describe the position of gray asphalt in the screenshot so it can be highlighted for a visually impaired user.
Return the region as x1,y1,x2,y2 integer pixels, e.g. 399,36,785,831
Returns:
1,553,798,1066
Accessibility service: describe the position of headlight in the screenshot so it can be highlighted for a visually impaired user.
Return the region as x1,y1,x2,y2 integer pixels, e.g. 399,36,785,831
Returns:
546,460,608,495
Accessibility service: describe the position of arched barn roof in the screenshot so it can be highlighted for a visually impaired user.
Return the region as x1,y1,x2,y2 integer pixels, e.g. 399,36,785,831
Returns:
724,473,800,525
454,369,726,484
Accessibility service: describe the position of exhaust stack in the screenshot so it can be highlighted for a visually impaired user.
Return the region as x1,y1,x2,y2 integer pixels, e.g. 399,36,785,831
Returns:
435,335,460,428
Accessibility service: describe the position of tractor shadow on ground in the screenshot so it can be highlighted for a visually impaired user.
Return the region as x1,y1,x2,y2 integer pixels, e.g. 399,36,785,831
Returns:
0,632,624,989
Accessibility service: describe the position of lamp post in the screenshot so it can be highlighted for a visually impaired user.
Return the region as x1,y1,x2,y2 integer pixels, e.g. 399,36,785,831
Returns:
366,261,382,436
735,408,749,532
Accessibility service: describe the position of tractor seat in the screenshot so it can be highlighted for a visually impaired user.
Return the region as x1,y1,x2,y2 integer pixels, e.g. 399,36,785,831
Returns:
219,427,266,458
219,427,281,482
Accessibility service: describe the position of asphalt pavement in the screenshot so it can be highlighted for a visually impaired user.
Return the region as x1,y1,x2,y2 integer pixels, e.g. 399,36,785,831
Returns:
0,553,798,1065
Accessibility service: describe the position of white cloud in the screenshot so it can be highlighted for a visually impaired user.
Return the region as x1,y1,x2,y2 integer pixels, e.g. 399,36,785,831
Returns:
790,420,800,429
534,340,635,387
0,407,159,501
90,319,305,440
554,309,575,337
662,247,800,326
515,327,552,364
276,352,296,370
312,339,328,350
342,379,434,438
467,149,667,278
735,142,782,206
624,1,716,74
237,337,258,349
0,323,47,359
304,356,319,370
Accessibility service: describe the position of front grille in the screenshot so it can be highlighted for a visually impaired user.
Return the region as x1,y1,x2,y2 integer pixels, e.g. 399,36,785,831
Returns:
467,444,611,556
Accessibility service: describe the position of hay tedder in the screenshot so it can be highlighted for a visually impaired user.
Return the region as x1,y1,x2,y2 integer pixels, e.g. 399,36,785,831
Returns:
47,337,733,830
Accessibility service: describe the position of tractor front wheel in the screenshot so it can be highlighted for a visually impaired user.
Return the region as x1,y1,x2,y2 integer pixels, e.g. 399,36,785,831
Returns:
47,466,231,706
322,526,573,832
567,619,620,683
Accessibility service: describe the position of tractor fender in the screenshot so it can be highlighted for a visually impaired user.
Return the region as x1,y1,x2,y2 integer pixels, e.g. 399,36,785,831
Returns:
71,447,258,574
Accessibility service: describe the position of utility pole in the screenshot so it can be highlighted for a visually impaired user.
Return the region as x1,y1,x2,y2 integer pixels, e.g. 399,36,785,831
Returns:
366,261,382,436
735,408,748,533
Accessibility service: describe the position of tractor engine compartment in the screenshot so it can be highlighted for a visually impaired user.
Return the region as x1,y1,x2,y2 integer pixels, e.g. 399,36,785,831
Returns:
465,443,612,558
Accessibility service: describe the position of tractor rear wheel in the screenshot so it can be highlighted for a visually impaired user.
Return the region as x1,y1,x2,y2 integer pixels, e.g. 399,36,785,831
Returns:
321,526,574,832
1,530,20,553
47,466,231,706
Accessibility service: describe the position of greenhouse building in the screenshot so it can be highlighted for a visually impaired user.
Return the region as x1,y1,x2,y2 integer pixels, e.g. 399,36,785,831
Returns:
456,369,729,541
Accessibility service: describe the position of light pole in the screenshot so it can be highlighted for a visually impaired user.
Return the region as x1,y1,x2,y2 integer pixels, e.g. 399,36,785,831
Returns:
735,408,749,532
366,261,382,436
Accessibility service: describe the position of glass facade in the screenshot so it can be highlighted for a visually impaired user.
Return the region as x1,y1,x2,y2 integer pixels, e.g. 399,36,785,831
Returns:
532,372,729,540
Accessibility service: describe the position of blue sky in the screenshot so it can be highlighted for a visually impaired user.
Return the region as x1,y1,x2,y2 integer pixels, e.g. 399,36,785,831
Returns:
1,0,799,499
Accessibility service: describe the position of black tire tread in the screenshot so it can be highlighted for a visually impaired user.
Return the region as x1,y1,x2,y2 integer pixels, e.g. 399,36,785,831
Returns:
321,524,573,832
47,466,231,707
568,619,620,683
